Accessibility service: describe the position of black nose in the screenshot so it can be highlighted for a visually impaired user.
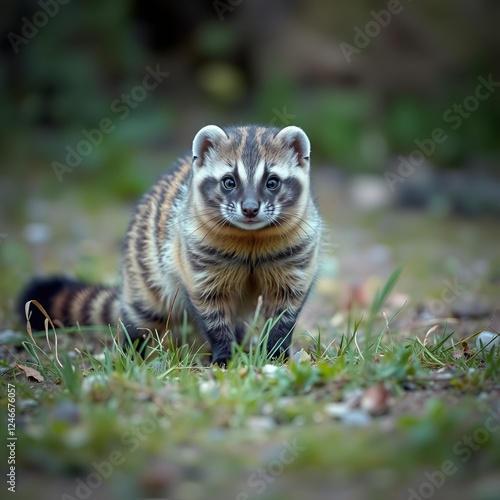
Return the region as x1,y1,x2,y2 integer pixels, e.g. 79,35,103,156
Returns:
241,199,260,218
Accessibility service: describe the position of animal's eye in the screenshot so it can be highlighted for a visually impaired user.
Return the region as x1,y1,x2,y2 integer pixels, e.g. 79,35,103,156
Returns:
266,177,280,190
222,176,236,190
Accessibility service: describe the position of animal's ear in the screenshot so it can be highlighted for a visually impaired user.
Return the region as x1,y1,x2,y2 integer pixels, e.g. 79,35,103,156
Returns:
276,126,311,168
192,125,227,167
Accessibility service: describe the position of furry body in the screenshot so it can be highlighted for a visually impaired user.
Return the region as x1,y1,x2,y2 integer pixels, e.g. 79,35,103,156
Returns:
20,125,322,364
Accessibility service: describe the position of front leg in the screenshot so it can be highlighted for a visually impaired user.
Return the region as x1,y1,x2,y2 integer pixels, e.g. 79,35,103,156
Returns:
188,293,237,366
263,287,310,360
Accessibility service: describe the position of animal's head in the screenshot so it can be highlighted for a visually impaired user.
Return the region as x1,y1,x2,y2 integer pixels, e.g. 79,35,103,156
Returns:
191,124,311,231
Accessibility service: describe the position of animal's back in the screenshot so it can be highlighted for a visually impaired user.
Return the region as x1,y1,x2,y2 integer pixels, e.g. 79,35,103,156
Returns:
19,158,191,336
119,157,192,336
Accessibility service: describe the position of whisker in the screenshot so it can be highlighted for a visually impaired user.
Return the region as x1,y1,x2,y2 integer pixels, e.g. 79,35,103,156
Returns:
272,214,305,252
285,212,318,235
185,214,223,241
200,217,228,245
275,214,310,240
264,214,296,255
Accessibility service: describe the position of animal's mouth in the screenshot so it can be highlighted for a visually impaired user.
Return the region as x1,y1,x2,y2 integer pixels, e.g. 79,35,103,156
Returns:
227,216,270,231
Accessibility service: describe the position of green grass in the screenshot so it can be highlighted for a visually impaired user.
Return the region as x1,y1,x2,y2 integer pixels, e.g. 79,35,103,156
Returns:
2,271,500,500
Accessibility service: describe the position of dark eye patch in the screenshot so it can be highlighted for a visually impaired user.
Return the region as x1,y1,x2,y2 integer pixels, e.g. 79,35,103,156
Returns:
199,177,221,208
278,177,303,208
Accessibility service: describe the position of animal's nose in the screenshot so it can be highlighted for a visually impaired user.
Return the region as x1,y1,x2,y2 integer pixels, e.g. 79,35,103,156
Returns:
241,199,260,218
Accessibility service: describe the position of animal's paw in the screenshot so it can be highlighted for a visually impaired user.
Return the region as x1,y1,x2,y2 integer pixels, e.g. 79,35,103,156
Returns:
211,352,231,368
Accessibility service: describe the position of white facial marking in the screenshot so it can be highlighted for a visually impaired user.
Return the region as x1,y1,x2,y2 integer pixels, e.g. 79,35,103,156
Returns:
236,159,248,185
253,159,266,185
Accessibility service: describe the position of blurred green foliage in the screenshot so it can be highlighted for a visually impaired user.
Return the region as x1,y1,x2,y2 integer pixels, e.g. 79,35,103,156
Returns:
0,0,499,204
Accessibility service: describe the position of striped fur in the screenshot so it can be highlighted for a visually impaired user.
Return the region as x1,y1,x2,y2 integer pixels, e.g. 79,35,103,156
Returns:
18,277,120,331
20,125,322,364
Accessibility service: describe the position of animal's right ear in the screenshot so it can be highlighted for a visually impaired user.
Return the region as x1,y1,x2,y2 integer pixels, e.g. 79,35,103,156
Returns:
192,125,227,167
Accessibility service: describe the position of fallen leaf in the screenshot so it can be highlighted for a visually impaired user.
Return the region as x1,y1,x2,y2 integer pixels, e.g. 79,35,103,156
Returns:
459,341,475,360
15,363,44,382
293,348,311,364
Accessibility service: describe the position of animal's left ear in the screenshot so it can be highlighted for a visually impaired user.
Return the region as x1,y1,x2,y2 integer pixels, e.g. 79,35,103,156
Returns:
276,126,311,168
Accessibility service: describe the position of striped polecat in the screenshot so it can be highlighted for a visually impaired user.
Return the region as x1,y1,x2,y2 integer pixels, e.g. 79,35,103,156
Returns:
19,125,322,365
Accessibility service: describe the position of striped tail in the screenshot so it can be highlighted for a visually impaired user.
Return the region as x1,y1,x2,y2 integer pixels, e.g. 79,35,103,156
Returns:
18,277,120,331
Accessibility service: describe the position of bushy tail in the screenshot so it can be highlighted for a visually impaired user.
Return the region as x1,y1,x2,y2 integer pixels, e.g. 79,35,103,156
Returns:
18,277,120,331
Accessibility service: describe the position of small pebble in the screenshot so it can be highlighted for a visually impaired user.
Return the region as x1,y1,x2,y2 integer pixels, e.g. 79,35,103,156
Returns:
0,330,24,344
199,380,219,396
262,364,285,378
18,399,38,410
324,403,372,427
341,409,372,427
246,416,275,431
292,415,307,426
23,223,50,244
51,401,80,424
324,402,350,419
401,382,417,391
476,331,500,352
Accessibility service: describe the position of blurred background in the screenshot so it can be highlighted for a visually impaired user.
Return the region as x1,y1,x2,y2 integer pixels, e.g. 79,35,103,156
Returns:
0,0,499,325
1,3,500,500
